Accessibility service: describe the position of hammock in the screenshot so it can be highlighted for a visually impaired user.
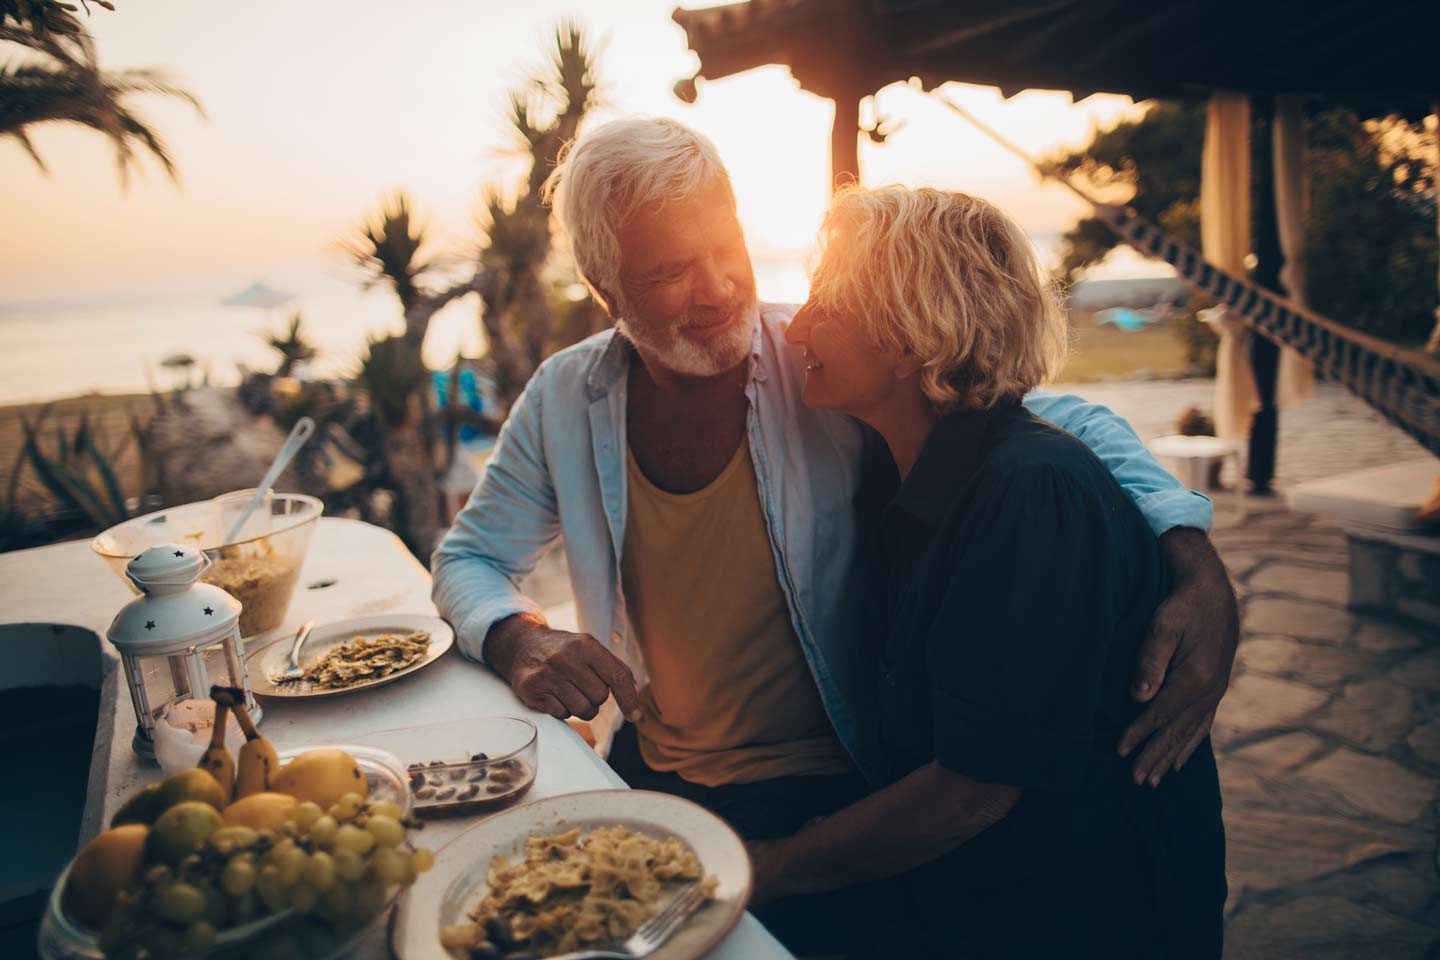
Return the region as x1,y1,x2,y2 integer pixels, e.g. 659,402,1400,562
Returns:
936,95,1440,459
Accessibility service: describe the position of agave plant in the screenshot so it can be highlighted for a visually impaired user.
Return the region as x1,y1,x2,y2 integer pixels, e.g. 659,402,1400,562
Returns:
265,311,318,377
0,5,202,187
19,405,141,528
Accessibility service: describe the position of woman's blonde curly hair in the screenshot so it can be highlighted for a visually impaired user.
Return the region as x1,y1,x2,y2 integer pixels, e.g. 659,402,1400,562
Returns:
807,185,1068,411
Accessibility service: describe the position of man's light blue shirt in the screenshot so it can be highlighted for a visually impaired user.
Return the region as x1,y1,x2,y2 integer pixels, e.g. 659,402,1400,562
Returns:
432,304,1211,785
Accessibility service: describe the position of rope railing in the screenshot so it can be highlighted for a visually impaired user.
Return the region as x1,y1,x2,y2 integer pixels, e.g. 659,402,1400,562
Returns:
934,93,1440,458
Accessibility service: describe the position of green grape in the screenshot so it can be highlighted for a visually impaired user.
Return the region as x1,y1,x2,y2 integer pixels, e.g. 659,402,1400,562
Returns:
397,850,418,886
137,924,184,960
305,850,337,891
154,882,206,924
291,800,324,830
208,825,260,855
368,846,404,885
364,814,405,848
198,879,225,928
256,864,289,913
222,856,256,895
278,845,309,887
369,800,404,820
181,920,216,954
329,792,363,821
317,881,354,921
289,881,319,915
308,814,338,846
278,820,299,839
333,848,366,881
227,890,259,925
333,824,375,855
412,847,435,873
144,864,172,886
353,876,388,915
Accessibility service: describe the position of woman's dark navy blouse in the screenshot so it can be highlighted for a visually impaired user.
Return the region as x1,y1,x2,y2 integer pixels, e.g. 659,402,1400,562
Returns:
856,399,1226,957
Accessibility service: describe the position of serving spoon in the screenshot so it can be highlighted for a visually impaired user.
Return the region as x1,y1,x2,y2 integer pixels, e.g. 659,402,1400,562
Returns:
222,416,316,546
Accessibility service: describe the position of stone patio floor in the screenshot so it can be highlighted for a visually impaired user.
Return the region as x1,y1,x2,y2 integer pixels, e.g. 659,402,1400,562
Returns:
1053,378,1438,958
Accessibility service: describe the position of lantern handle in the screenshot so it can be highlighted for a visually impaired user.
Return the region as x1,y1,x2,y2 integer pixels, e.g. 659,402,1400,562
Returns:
126,549,212,591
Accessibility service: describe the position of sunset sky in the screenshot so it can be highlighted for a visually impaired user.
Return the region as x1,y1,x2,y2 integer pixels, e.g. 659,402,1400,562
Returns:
0,0,1163,305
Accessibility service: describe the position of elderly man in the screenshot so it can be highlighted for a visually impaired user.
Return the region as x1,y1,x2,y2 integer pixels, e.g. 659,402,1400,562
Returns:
432,116,1235,878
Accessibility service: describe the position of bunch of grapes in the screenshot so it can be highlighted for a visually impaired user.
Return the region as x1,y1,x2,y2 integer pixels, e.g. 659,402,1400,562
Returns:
99,794,434,959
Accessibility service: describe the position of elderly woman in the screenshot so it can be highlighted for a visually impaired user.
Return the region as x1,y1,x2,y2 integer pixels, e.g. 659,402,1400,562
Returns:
754,186,1227,957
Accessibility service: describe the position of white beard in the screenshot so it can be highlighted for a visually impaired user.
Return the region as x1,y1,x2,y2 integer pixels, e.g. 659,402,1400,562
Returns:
617,297,759,378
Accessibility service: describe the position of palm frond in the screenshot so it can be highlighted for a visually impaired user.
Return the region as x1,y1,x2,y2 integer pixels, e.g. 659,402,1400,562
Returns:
342,192,433,311
1,15,199,186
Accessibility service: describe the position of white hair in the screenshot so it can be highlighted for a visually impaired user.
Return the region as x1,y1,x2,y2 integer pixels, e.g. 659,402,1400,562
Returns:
541,117,734,308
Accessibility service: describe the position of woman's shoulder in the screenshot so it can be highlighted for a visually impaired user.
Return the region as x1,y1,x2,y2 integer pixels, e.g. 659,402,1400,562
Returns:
979,410,1119,497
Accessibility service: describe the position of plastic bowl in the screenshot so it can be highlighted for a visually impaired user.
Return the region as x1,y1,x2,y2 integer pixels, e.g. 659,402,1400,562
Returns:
349,717,538,820
93,491,322,637
38,745,412,960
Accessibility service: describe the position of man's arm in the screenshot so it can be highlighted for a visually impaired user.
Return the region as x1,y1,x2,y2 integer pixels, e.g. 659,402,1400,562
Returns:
432,364,560,664
1023,389,1238,785
431,365,643,722
749,762,1020,904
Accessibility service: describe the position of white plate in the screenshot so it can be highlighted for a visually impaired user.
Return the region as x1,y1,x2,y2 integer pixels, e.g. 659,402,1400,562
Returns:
392,789,753,960
246,614,453,699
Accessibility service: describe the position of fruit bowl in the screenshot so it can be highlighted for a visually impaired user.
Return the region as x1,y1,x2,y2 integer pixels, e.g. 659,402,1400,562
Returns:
38,746,417,960
93,491,322,638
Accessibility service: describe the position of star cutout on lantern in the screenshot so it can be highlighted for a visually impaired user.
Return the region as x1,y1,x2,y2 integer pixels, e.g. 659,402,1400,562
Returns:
145,620,156,630
173,549,184,557
203,607,214,616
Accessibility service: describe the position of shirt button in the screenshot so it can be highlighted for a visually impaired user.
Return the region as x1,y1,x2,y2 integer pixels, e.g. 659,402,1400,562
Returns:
609,632,622,646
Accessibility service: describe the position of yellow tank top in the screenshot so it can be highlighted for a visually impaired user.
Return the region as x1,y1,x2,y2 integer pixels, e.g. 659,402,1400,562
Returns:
622,439,855,786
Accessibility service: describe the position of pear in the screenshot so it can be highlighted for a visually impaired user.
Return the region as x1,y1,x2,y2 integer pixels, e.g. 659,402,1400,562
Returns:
62,824,148,929
110,782,164,827
271,748,368,810
110,769,226,829
157,767,228,811
221,792,298,832
147,801,223,866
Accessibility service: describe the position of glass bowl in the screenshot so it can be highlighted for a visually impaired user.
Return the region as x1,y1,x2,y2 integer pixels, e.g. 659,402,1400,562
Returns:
38,745,413,960
93,491,322,637
350,717,538,820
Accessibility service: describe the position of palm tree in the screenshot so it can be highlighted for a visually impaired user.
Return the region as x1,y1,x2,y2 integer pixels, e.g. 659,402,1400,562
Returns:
476,21,600,406
343,194,485,560
265,312,317,377
0,4,201,186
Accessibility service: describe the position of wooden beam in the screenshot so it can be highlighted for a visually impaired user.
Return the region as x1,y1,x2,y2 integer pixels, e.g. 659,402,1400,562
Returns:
830,92,860,192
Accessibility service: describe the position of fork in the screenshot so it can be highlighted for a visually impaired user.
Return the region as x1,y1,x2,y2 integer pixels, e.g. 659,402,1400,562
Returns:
544,882,708,960
278,619,316,681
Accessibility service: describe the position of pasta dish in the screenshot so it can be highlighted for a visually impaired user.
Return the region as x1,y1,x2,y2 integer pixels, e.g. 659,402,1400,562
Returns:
439,825,716,957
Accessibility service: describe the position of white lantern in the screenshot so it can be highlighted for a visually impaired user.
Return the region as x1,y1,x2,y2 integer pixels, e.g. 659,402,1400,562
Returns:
107,543,263,757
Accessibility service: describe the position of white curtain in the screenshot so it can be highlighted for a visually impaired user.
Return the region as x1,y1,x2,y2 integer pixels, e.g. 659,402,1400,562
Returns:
1201,94,1256,440
1272,94,1316,405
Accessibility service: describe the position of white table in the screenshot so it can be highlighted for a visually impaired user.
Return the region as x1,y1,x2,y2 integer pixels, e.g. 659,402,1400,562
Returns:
0,517,789,960
1148,434,1244,492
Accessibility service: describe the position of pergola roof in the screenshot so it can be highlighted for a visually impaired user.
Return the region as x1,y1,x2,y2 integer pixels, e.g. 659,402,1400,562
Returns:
673,0,1440,102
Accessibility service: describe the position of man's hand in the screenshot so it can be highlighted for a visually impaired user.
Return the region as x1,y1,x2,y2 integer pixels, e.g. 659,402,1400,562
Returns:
485,613,644,723
1119,528,1238,786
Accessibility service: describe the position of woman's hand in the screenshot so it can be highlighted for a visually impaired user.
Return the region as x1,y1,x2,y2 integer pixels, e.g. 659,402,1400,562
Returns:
1119,527,1238,786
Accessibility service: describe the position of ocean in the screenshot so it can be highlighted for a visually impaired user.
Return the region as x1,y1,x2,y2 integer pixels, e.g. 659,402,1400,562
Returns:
0,258,815,406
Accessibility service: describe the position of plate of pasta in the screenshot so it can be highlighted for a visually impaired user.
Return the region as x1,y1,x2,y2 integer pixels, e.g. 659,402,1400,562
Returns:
391,790,752,960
